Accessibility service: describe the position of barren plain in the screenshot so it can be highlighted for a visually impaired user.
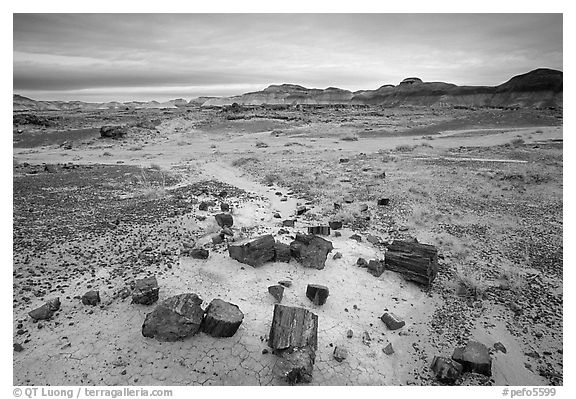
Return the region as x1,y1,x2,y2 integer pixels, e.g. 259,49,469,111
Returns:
12,104,563,386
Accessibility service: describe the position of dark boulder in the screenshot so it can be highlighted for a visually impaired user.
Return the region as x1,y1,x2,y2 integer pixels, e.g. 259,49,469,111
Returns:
380,312,405,330
215,213,234,227
289,233,333,270
132,277,159,305
452,340,492,376
377,198,390,206
328,221,343,230
201,299,244,338
306,284,329,306
333,346,348,362
431,356,463,384
82,290,101,306
283,219,295,227
28,298,60,320
142,293,205,341
190,248,209,259
367,259,385,277
229,234,276,267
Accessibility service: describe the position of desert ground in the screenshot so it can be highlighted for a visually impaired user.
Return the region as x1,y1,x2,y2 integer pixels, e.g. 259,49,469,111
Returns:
12,104,563,386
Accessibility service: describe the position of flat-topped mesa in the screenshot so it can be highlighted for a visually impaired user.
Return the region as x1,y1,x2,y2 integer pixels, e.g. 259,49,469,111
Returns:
400,77,423,85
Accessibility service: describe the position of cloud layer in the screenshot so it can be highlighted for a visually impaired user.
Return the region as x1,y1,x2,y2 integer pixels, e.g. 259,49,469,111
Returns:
13,14,563,102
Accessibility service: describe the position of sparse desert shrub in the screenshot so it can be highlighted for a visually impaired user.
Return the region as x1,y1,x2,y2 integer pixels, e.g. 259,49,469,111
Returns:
263,173,281,185
510,138,525,147
454,267,487,299
420,142,433,148
341,134,359,142
102,151,112,157
232,157,260,167
394,144,416,152
255,141,269,148
149,163,161,171
136,168,167,200
333,209,360,225
128,145,143,151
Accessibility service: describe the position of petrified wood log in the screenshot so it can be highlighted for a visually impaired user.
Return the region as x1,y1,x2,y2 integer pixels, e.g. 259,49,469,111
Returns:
201,299,244,338
228,234,275,267
132,276,159,305
289,233,333,270
307,226,331,236
142,293,204,341
384,240,439,286
268,304,318,351
273,241,291,262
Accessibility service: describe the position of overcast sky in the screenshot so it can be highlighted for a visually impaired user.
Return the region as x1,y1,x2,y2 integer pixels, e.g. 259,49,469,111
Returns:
13,14,563,102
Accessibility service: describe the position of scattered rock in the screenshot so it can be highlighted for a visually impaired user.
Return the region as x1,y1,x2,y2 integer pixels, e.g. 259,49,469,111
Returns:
343,196,354,203
14,343,24,352
273,213,282,218
220,203,230,212
367,259,385,277
296,206,308,215
452,340,492,377
307,226,331,236
142,293,205,341
29,298,60,320
339,158,349,163
333,346,348,362
81,290,101,306
366,234,380,245
334,231,342,237
229,234,276,267
328,221,343,230
356,258,368,268
190,248,209,259
283,219,295,227
278,280,292,288
362,331,371,346
268,285,284,303
350,234,362,242
383,343,394,355
201,299,244,338
347,329,353,338
431,356,463,384
290,233,333,270
332,252,342,260
132,277,159,305
377,198,390,206
380,312,405,330
215,213,234,227
306,284,329,306
359,204,368,212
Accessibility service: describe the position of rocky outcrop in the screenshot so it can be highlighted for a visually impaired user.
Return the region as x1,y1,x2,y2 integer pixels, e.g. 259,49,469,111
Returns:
452,340,492,376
